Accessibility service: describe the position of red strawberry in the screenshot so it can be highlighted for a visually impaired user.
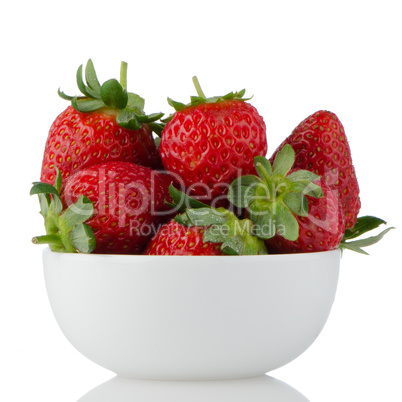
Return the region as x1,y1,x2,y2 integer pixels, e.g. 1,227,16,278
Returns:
41,106,159,184
228,145,344,253
160,77,267,207
265,178,345,253
270,110,360,229
40,60,164,185
31,162,173,254
62,162,173,254
144,220,224,256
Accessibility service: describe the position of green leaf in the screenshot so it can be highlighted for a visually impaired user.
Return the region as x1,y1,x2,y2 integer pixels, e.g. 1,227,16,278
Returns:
228,175,261,208
127,92,145,111
283,192,308,217
229,185,257,208
230,174,262,189
59,195,94,231
221,90,251,102
236,89,246,99
287,180,323,198
70,223,96,253
203,215,268,255
149,122,165,137
100,79,128,109
339,215,394,254
30,182,59,197
38,193,50,217
182,208,228,227
342,215,387,241
76,64,87,95
287,169,320,182
136,112,164,124
303,181,324,198
250,205,275,240
85,59,101,92
154,137,161,148
54,167,62,194
76,64,100,99
340,227,394,255
49,193,63,216
167,97,187,111
190,95,206,105
275,201,299,241
339,243,370,255
272,144,295,177
254,155,272,179
221,236,243,255
72,97,105,112
168,184,210,212
57,88,75,101
117,108,142,130
203,224,230,243
174,212,192,226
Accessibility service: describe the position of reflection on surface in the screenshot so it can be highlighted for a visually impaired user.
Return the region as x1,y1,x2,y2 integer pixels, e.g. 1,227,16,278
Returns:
78,374,308,402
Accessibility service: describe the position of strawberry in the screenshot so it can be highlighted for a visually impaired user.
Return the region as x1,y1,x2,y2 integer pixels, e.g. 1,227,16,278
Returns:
40,60,164,185
269,110,360,229
31,162,173,254
146,185,268,255
160,77,267,207
144,220,224,256
228,145,344,253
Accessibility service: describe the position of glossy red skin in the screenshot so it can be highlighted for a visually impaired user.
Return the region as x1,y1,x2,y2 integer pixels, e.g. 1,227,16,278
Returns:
270,110,360,229
144,220,223,256
41,106,158,185
265,179,345,253
160,100,267,207
62,162,173,254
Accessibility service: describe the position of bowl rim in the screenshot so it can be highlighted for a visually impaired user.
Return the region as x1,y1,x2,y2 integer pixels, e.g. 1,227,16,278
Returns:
42,247,341,263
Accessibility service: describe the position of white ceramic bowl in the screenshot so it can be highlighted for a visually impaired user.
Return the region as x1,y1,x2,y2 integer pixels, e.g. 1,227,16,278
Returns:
43,248,340,380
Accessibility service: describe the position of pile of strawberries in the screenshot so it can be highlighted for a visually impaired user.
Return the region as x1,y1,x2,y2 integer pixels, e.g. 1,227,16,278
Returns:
31,60,390,256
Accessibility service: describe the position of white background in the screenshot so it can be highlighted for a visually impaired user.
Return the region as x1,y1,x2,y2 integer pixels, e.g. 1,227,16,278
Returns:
1,1,401,401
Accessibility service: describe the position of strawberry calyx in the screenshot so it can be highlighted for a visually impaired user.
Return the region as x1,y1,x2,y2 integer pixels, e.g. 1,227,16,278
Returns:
58,59,164,136
340,216,394,255
30,168,96,253
177,208,267,255
228,144,324,242
168,185,267,255
166,76,252,114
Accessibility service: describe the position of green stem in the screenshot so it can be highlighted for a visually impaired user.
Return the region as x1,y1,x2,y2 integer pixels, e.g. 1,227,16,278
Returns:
255,162,276,201
120,61,128,90
32,234,63,247
192,76,206,98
